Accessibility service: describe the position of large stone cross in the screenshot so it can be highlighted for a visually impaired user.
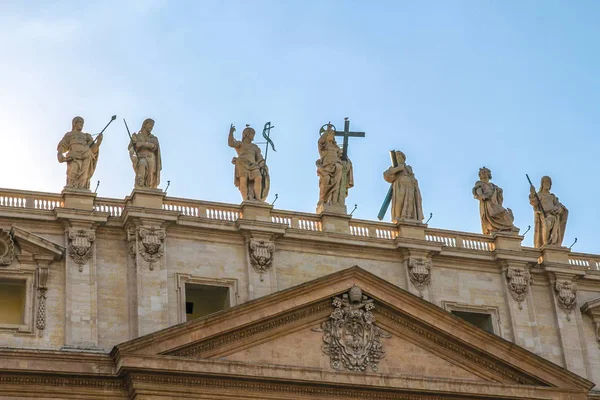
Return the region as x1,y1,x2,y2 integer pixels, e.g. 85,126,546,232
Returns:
335,118,365,161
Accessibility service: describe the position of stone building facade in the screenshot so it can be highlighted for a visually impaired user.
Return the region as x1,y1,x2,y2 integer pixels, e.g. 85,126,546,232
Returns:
0,187,600,399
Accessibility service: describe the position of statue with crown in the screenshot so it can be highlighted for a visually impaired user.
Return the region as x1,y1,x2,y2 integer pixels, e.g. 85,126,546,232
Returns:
228,124,270,202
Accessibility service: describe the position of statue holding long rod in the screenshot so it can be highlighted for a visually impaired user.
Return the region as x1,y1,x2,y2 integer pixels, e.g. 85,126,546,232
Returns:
57,115,116,190
126,118,162,189
527,175,568,247
380,150,424,223
228,123,271,202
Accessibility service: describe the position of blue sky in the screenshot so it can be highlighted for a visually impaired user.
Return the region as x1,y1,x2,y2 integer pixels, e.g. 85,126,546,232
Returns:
1,1,599,252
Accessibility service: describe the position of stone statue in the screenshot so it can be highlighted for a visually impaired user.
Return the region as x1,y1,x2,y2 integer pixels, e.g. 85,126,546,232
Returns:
228,124,270,202
472,167,518,235
529,176,568,247
128,118,162,188
57,116,103,190
316,123,353,213
383,150,424,222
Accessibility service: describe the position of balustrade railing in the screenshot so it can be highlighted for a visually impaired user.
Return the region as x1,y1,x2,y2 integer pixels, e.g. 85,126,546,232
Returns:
569,253,600,271
0,189,64,210
425,228,494,251
94,198,124,217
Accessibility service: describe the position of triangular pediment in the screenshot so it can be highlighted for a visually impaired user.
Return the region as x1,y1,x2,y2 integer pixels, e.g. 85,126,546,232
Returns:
115,266,593,395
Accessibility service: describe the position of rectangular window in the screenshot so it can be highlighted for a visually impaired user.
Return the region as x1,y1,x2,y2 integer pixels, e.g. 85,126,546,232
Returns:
185,283,230,321
451,311,494,334
0,279,26,325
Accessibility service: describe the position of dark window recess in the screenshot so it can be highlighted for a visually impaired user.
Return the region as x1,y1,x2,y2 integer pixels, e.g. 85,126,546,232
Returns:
451,311,494,333
185,284,230,321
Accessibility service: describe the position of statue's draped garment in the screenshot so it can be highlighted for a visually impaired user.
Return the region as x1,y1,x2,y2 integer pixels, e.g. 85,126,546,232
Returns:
57,131,100,189
383,164,424,222
229,139,270,201
316,135,353,206
530,191,568,247
129,132,162,188
472,180,515,235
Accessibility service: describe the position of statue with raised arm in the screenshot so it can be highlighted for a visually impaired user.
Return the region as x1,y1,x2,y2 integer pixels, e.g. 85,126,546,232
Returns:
316,123,353,213
128,118,161,188
472,167,518,235
529,176,568,247
383,150,424,223
57,116,103,190
228,124,270,202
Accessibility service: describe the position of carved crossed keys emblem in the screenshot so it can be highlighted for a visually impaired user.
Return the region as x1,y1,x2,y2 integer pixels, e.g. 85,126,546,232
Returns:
314,285,391,372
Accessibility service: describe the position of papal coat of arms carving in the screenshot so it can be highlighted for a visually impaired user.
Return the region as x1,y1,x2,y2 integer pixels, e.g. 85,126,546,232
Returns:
319,285,391,372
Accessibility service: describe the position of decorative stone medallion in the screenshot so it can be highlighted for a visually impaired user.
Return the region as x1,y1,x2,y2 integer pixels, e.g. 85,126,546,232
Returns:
408,258,431,296
68,228,95,270
319,285,391,372
0,229,15,266
248,239,275,276
506,268,532,309
138,227,166,270
555,280,577,321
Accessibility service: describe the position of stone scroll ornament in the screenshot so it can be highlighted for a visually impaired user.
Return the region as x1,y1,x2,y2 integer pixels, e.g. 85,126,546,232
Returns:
506,268,532,310
0,229,15,266
555,280,577,321
68,229,95,271
248,239,275,278
319,285,391,372
36,267,49,330
408,258,431,296
138,227,166,270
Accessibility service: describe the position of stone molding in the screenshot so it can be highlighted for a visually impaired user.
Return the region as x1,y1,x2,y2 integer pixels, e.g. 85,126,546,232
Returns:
36,267,49,330
67,228,95,270
506,267,532,309
555,279,578,321
0,228,15,266
248,238,275,276
581,297,600,348
408,257,432,296
175,273,238,324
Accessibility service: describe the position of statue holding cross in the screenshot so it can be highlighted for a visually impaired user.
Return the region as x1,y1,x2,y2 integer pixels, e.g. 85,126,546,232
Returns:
315,118,365,214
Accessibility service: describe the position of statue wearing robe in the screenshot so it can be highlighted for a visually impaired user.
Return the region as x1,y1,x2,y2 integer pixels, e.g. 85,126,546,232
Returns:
228,125,270,202
57,116,102,190
472,167,518,235
129,118,162,189
383,151,424,222
316,124,353,212
529,176,568,247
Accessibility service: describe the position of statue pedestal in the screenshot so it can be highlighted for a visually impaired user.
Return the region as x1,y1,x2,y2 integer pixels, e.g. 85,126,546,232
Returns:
127,188,165,209
316,202,347,215
396,219,427,240
540,245,570,265
241,201,273,222
492,231,523,251
61,188,96,211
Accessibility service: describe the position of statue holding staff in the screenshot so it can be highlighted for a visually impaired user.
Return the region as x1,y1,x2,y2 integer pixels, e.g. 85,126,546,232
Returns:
228,124,270,202
128,118,162,188
316,123,353,212
57,116,113,190
528,175,568,247
472,167,518,235
383,150,424,223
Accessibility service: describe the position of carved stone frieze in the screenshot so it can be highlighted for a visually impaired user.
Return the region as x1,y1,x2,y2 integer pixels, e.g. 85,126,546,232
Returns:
319,285,391,372
0,229,15,266
506,268,532,309
137,227,166,270
67,228,95,270
248,238,275,275
555,280,577,320
408,258,431,296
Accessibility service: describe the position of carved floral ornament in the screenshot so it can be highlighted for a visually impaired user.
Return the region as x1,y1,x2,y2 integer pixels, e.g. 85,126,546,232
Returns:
248,238,275,276
506,268,532,309
0,228,15,266
137,227,166,270
555,279,577,321
68,228,95,270
408,258,431,296
316,285,391,372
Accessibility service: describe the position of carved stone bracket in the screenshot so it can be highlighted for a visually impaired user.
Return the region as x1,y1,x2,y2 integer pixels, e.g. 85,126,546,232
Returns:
555,279,577,321
408,258,431,296
36,267,49,330
506,267,532,310
317,285,391,372
0,228,15,266
137,227,166,270
67,228,95,271
248,238,275,276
